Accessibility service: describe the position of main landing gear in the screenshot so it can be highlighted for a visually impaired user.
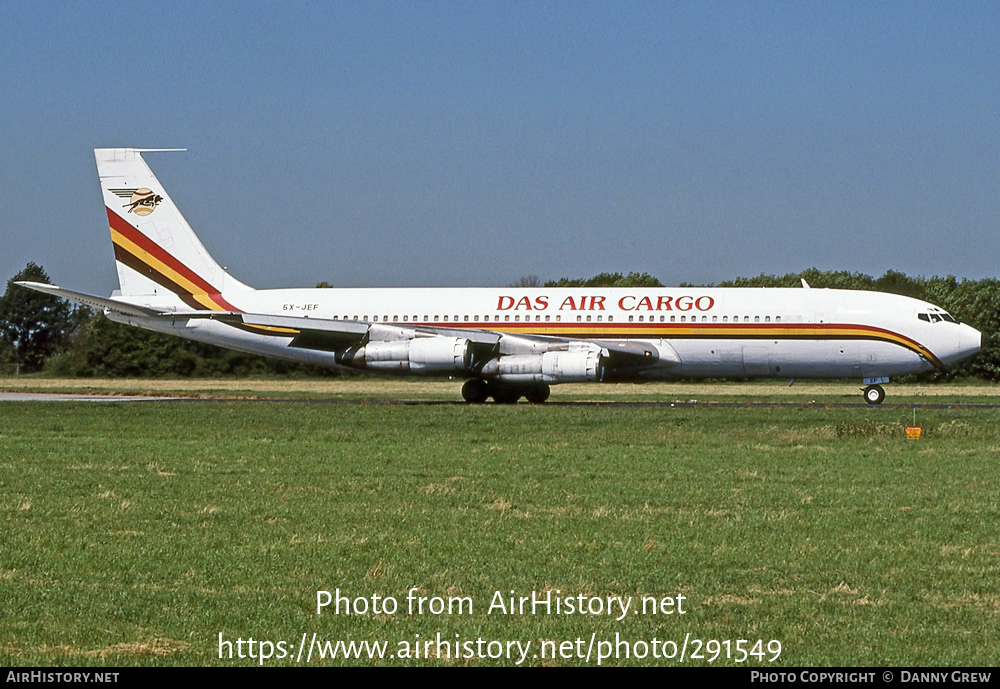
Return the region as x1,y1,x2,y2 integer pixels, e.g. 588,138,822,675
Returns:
461,379,550,404
863,384,886,405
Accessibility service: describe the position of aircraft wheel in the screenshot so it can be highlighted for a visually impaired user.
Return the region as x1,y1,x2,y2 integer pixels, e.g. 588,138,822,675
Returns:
863,384,885,405
523,384,550,404
461,379,490,404
491,387,521,404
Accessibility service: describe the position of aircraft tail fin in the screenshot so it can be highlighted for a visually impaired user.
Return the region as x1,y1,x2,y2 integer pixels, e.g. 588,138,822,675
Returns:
95,148,250,312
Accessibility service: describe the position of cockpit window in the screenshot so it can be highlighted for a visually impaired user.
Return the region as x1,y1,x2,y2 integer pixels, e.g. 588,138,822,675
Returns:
919,311,958,324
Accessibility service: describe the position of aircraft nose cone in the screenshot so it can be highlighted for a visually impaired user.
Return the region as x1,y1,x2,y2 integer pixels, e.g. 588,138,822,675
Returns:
962,324,983,358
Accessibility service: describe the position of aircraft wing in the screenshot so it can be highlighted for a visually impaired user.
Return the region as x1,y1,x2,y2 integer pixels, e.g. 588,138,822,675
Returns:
195,311,667,370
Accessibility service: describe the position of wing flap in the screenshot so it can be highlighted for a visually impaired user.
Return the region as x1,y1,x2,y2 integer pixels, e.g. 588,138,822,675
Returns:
240,313,370,337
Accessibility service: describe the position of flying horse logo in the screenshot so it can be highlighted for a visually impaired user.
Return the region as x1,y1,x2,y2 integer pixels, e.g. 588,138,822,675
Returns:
108,188,164,216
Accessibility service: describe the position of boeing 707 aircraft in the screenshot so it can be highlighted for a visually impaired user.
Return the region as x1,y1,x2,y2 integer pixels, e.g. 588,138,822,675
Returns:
18,149,982,404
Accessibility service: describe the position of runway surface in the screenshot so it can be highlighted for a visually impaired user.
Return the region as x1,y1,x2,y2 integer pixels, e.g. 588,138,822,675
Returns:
0,392,194,402
2,391,998,409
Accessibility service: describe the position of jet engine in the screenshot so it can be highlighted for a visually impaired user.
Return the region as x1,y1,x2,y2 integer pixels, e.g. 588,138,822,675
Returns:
480,345,606,384
346,336,472,373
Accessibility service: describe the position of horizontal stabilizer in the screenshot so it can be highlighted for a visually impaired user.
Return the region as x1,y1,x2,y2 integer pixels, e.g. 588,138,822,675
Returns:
15,282,167,318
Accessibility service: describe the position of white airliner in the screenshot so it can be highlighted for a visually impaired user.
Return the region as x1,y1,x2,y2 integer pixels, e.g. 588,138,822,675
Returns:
18,148,982,404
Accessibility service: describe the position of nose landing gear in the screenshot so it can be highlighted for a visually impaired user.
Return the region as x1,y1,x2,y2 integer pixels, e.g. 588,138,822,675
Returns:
863,384,885,405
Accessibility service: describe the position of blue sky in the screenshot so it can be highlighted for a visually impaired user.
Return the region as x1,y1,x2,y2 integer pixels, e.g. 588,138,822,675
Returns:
2,1,997,294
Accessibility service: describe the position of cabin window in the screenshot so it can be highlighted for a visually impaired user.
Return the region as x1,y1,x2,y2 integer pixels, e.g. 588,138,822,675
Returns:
628,315,634,322
586,315,592,322
545,315,550,321
577,315,583,322
754,316,760,322
556,315,561,322
712,316,718,322
680,315,686,322
607,315,613,322
671,315,676,323
504,315,510,321
744,316,750,322
775,316,781,322
722,316,727,322
443,315,448,322
402,316,408,322
764,316,770,322
433,315,439,322
597,315,603,322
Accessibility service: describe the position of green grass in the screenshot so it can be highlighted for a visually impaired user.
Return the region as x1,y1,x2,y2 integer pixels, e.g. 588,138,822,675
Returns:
1,400,998,665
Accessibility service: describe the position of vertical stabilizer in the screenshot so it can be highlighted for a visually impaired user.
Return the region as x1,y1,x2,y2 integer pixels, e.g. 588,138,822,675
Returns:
95,148,250,311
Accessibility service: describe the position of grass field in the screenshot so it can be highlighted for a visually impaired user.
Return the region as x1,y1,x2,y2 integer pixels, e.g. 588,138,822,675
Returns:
1,380,998,666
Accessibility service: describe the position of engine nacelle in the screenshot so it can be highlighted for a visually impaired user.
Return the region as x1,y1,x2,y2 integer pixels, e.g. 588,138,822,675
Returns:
481,347,606,384
351,337,472,374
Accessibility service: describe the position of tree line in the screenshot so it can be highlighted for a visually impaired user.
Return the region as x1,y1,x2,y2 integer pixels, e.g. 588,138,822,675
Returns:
0,264,335,378
3,264,998,380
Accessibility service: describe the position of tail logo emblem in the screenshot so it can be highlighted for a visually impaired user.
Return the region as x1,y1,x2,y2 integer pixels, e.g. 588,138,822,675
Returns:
108,188,164,216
